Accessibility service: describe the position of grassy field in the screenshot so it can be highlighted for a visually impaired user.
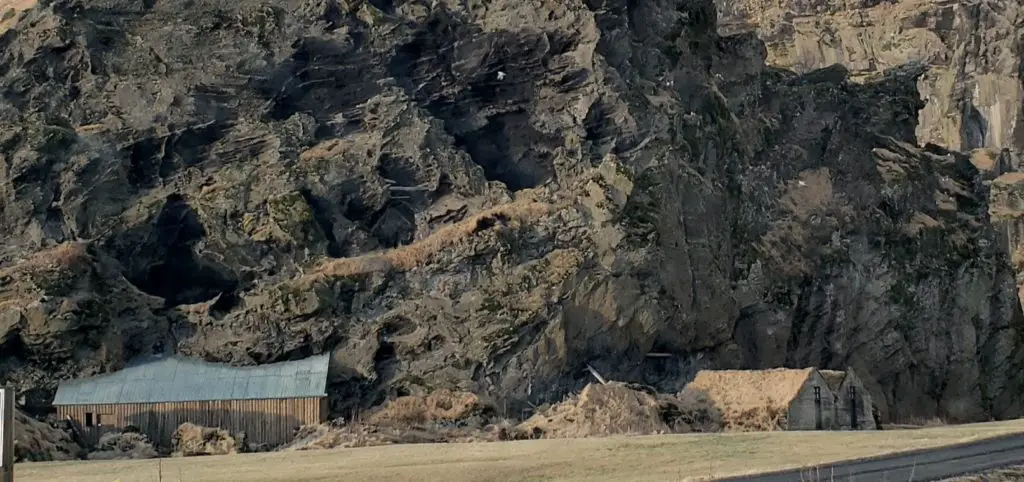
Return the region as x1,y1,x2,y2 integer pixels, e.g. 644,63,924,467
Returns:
15,419,1024,482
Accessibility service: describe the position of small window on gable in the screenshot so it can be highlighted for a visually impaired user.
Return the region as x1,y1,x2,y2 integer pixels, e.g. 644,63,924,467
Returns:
85,412,94,427
813,386,821,401
849,386,856,397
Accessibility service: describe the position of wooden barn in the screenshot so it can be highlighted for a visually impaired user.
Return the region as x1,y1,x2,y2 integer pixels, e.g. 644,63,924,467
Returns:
52,354,330,448
685,368,837,431
820,368,876,430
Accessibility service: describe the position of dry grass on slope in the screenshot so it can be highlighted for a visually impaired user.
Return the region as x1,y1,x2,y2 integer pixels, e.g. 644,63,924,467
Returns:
300,201,553,284
0,242,90,274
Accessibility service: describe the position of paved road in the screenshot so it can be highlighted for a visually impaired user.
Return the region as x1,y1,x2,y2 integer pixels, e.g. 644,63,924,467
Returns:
718,433,1024,481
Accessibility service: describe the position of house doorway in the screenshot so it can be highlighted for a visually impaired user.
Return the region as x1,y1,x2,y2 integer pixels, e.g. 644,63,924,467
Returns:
813,386,823,430
849,386,858,429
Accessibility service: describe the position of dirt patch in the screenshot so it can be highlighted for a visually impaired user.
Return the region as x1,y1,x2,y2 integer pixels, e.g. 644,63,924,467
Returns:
13,410,82,462
88,431,158,460
513,382,722,439
171,423,239,457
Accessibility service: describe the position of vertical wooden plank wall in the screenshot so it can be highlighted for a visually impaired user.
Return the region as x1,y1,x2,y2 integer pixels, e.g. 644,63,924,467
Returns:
56,397,325,448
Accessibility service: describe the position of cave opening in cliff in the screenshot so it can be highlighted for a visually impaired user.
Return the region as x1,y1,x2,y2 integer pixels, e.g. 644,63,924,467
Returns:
453,112,556,191
298,187,344,258
960,104,989,150
209,291,240,317
121,194,240,307
432,173,455,200
369,203,416,248
373,341,396,364
371,338,398,393
367,0,395,13
0,333,27,364
376,154,421,188
341,192,374,225
130,251,239,307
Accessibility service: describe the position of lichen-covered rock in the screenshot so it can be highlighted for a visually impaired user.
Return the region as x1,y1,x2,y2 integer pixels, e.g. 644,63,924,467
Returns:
0,0,1022,426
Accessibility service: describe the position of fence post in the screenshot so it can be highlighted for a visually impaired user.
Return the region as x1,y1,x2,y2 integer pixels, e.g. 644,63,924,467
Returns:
1,387,13,482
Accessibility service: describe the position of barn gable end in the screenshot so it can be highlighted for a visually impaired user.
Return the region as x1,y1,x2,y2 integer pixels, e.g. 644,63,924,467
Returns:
834,368,876,430
785,369,836,430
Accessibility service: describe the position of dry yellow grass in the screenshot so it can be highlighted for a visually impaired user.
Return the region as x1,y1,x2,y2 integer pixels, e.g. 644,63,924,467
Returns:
300,201,553,284
15,419,1024,482
685,368,813,431
516,383,680,439
0,242,90,275
367,389,483,426
172,423,237,457
0,0,35,35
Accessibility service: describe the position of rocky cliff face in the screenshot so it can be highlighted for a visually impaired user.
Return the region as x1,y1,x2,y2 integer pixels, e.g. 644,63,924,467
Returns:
715,0,1024,152
712,0,1024,419
713,0,1024,335
1,0,1022,424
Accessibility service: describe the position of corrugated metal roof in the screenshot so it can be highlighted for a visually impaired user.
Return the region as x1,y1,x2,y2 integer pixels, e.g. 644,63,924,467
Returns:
53,354,330,405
